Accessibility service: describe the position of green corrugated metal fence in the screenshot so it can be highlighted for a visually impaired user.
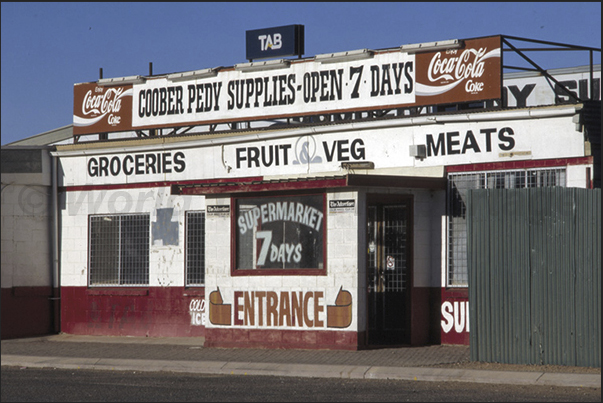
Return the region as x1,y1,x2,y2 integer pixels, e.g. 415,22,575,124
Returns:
468,188,600,367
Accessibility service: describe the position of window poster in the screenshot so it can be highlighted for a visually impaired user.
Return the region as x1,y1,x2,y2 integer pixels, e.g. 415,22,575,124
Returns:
235,194,325,271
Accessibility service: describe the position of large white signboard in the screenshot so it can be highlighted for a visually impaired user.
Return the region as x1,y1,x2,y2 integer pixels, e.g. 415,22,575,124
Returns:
132,52,416,128
59,111,582,187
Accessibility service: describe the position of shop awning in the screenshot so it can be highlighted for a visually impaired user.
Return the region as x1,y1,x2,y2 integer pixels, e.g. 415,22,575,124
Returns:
171,174,446,195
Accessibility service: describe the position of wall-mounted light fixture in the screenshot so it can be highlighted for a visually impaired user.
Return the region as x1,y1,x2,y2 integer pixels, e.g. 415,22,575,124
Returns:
167,67,221,82
315,48,374,64
409,145,427,160
234,59,291,72
97,75,146,86
341,161,375,170
400,39,463,54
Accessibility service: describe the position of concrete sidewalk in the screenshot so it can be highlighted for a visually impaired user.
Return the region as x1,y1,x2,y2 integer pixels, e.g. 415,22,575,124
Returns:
1,334,600,389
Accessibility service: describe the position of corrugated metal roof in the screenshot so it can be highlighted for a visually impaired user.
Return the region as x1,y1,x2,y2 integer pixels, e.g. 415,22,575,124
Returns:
5,124,73,146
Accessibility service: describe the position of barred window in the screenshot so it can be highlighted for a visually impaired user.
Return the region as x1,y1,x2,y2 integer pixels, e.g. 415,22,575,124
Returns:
89,214,149,286
447,168,566,287
185,211,205,286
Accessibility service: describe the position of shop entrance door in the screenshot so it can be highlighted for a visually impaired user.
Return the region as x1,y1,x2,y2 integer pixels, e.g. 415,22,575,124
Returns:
367,201,411,346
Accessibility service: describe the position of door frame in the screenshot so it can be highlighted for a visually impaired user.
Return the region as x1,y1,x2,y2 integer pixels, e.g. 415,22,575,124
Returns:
365,193,414,347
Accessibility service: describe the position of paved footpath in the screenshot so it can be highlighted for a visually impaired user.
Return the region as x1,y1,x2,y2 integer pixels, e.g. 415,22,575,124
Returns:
1,334,600,389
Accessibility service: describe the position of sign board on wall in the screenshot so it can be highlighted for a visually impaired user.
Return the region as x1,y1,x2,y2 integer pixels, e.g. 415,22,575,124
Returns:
65,110,582,188
246,25,304,61
504,66,601,107
73,36,502,135
208,287,353,329
73,84,134,135
415,36,501,104
235,194,325,272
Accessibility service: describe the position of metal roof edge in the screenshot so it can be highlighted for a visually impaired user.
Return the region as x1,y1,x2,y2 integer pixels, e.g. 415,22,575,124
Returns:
173,173,446,196
5,124,73,147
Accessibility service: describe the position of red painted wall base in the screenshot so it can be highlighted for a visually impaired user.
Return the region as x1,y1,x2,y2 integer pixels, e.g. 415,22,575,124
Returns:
60,286,206,338
205,327,361,350
58,286,467,347
1,287,55,340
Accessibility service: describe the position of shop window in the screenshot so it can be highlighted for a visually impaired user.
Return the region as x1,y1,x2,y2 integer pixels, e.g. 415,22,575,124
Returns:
89,214,150,286
447,168,566,287
234,194,325,275
185,211,205,286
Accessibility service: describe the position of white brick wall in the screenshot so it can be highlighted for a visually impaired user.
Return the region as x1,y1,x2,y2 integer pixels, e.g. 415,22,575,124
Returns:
566,164,591,188
59,187,205,287
413,189,445,288
205,191,362,331
1,180,52,288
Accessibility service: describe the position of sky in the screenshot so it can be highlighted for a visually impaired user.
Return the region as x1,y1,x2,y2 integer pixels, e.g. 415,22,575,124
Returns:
1,2,601,145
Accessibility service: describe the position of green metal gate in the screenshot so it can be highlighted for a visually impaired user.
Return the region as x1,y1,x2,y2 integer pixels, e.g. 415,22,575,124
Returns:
467,188,600,367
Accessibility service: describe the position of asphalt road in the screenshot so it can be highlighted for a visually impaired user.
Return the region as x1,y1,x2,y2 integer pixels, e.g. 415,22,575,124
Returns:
2,366,600,402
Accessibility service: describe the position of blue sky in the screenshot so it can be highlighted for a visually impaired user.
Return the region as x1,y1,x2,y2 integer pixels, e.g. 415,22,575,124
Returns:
1,2,600,145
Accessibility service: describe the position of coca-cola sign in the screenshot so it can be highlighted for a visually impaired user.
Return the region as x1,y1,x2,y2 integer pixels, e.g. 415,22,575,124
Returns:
415,36,501,104
73,83,133,135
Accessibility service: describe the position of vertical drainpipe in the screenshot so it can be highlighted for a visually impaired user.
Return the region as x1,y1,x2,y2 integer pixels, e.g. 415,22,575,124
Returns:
51,151,61,334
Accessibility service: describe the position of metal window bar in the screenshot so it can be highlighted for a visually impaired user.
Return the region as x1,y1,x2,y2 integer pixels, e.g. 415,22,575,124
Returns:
89,214,149,286
367,206,378,292
185,211,205,286
383,205,408,292
447,168,566,287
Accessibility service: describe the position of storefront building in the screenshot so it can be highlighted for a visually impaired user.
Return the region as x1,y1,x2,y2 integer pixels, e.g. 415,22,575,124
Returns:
46,35,600,349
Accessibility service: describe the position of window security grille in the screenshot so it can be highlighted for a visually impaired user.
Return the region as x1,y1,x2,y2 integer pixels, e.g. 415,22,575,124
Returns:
447,168,566,287
185,211,205,286
382,205,408,292
89,214,149,286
